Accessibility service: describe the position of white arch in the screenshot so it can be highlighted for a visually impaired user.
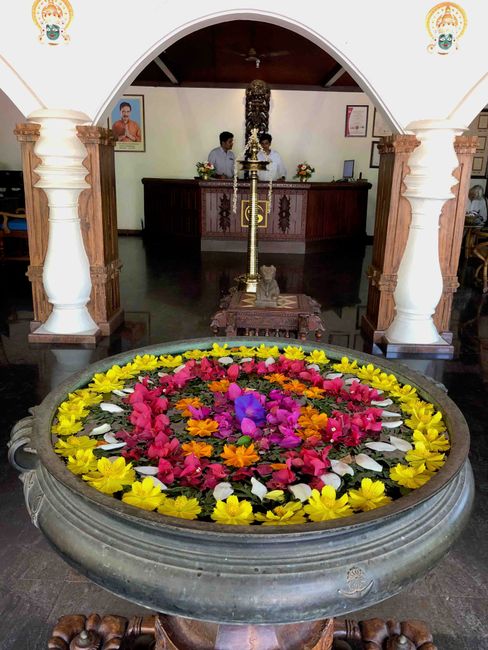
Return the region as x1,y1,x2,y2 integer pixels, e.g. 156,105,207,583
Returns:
449,72,488,127
0,55,44,118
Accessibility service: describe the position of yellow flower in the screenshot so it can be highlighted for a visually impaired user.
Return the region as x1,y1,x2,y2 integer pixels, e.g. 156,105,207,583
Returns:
303,386,326,399
89,368,126,393
389,384,418,402
221,443,260,468
348,478,392,512
305,349,329,365
356,363,382,383
183,349,207,360
264,490,285,502
283,345,305,360
232,345,257,358
370,373,399,392
389,463,432,489
70,389,103,407
130,354,160,371
211,495,254,525
400,398,434,415
412,428,450,452
187,418,219,437
158,495,202,520
51,415,84,436
405,408,445,434
304,486,353,521
405,442,446,471
264,373,287,385
175,396,202,416
332,357,359,374
209,343,230,357
54,435,98,457
82,457,136,495
57,400,89,421
255,344,280,359
208,379,230,393
66,449,98,475
181,441,214,458
255,502,306,525
122,477,166,511
159,354,184,368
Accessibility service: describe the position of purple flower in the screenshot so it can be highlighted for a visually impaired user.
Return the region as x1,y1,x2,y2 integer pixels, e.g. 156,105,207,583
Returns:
234,394,266,425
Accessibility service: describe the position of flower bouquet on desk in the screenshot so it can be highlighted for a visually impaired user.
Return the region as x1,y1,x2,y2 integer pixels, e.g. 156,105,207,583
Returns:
196,161,215,180
294,162,315,182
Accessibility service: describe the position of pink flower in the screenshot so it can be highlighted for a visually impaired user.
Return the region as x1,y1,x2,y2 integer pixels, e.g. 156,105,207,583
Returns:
227,364,240,381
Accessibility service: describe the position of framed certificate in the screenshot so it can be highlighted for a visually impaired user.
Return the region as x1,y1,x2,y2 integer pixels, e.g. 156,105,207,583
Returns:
469,110,488,178
370,141,381,168
345,105,369,137
372,108,392,137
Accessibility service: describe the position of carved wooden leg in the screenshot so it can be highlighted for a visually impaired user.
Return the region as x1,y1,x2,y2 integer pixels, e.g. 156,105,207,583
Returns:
332,618,437,650
48,614,128,650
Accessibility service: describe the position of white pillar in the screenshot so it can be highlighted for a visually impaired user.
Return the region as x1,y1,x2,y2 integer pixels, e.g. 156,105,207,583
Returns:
385,119,465,345
29,108,98,336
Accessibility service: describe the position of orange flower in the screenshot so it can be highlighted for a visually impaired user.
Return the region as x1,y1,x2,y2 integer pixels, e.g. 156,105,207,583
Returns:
303,386,325,399
175,397,203,417
181,441,214,458
264,373,287,385
310,413,328,430
297,428,322,440
208,379,230,393
282,380,306,394
221,443,260,467
270,462,287,470
298,407,319,429
187,418,219,437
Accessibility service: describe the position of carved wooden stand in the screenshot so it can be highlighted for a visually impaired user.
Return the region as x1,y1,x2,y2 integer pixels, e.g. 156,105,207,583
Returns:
210,291,325,340
48,614,437,649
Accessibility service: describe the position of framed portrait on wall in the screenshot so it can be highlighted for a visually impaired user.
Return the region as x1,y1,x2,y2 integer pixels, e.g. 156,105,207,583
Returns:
478,113,488,130
345,105,369,137
372,108,392,137
476,135,486,153
370,140,381,168
472,156,486,175
109,94,145,152
469,110,488,178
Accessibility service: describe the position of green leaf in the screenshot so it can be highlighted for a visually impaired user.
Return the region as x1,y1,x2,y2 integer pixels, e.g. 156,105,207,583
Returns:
236,435,252,446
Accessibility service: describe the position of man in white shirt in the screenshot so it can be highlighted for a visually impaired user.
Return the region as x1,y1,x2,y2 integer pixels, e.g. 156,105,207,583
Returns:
208,131,235,179
465,184,487,226
257,133,287,182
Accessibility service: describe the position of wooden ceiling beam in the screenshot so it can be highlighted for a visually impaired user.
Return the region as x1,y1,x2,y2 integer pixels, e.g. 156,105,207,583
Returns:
323,64,346,87
154,56,179,84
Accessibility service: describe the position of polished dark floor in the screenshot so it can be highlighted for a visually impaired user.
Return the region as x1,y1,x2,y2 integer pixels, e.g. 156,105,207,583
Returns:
1,237,487,649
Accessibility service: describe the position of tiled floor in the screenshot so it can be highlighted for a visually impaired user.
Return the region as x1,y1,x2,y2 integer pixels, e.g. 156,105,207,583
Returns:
1,236,487,649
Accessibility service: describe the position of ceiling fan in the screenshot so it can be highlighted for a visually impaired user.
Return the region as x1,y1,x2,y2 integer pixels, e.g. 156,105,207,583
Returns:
227,46,290,68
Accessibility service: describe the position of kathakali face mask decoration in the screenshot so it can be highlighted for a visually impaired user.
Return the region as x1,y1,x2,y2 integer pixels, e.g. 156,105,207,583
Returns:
426,2,467,54
32,0,73,45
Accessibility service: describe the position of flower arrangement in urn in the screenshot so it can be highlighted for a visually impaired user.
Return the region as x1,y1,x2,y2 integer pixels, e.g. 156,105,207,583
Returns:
294,162,315,182
51,343,450,526
196,161,215,180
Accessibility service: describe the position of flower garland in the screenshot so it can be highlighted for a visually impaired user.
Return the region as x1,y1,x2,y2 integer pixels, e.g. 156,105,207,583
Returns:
52,344,450,526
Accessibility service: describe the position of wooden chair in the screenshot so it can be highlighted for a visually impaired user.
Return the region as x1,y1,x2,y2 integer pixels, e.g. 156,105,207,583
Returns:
0,209,29,262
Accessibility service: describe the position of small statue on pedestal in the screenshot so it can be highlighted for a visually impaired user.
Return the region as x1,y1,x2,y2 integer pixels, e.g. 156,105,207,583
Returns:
255,265,280,307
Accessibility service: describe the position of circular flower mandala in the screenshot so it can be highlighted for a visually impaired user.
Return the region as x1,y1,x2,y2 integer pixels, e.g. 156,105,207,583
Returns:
52,345,450,525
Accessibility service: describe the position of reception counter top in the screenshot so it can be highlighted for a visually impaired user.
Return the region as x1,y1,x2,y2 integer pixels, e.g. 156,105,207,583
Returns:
142,178,371,253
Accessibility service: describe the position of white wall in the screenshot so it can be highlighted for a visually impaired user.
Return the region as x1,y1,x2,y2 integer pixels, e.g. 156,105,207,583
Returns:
0,88,24,169
111,87,380,234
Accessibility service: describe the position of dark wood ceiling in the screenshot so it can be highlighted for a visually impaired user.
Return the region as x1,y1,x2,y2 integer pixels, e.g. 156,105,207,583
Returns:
133,21,361,91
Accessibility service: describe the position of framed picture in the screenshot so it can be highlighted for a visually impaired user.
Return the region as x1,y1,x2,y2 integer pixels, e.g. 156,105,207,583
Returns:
109,94,145,152
476,135,487,152
478,113,488,130
370,140,381,168
345,105,369,137
372,108,392,137
472,156,486,175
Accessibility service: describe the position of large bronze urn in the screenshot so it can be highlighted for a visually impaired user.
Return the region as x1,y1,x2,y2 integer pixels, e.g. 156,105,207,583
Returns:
9,338,474,649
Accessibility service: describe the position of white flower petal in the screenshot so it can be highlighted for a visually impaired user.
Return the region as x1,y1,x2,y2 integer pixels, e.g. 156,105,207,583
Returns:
381,410,401,418
355,454,383,472
389,435,413,452
375,389,384,394
306,363,320,371
98,442,126,451
371,398,393,407
135,466,159,476
250,477,268,500
289,483,313,502
218,356,234,365
213,482,234,501
112,389,127,397
158,372,168,377
325,372,343,379
148,476,167,490
122,387,134,394
90,423,112,436
382,420,403,429
265,357,276,366
320,473,342,490
103,432,118,444
239,357,253,364
365,441,396,452
100,402,124,413
174,364,186,373
330,459,354,477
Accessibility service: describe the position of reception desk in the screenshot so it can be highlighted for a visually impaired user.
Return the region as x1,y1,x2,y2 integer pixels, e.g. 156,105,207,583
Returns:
142,178,371,254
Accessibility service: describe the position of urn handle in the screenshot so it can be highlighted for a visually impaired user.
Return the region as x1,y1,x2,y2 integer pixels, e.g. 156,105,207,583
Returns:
8,414,38,473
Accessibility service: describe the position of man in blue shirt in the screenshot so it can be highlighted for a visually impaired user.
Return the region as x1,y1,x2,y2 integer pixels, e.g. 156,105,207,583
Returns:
208,131,235,179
